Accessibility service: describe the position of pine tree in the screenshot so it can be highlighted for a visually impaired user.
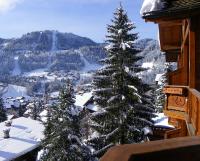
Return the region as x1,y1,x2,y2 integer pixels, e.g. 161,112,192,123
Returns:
41,81,93,161
89,4,155,157
154,63,168,112
0,97,7,122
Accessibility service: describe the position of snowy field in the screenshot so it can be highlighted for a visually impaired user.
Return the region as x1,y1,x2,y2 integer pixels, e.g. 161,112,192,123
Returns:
2,84,28,99
12,56,21,76
80,54,102,72
23,68,64,82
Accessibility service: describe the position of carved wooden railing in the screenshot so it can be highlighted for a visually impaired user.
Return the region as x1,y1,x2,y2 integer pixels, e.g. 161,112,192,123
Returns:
163,85,200,137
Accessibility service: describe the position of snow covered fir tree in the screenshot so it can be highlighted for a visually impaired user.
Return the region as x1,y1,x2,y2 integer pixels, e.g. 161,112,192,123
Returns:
89,4,156,158
154,63,169,113
0,97,7,122
41,81,93,161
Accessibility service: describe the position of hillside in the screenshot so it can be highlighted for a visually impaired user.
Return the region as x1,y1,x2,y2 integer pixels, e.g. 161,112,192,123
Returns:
0,31,165,98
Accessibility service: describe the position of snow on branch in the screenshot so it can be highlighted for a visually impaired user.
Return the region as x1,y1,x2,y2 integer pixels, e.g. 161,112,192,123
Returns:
105,128,119,140
128,85,138,92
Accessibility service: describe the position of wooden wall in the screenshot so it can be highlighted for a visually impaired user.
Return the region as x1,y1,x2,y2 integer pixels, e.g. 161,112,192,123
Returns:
194,16,200,91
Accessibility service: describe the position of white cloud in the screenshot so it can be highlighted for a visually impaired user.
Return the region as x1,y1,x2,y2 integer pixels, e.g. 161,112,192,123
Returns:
0,0,23,13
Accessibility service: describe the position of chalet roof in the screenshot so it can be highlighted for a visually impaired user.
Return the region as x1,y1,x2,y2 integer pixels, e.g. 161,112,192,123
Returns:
0,117,44,161
143,0,200,21
75,92,93,108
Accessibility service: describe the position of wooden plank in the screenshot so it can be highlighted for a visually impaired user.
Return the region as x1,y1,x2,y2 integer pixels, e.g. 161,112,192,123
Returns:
164,110,186,120
163,87,184,95
183,45,189,85
168,106,186,112
158,24,164,51
186,123,196,136
181,22,189,53
189,19,196,88
163,45,181,51
164,128,181,139
159,20,182,27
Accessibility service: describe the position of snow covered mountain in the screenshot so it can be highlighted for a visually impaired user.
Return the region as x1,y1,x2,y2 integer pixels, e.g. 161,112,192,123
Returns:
0,31,105,75
0,31,164,98
136,38,166,84
0,30,97,51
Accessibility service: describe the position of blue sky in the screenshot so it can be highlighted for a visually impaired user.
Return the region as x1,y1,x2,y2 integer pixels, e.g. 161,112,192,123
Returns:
0,0,157,42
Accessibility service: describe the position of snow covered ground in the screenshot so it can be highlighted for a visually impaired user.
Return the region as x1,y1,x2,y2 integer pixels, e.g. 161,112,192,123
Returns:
23,68,48,78
23,68,63,82
80,54,102,72
2,84,28,99
0,117,44,161
12,56,21,76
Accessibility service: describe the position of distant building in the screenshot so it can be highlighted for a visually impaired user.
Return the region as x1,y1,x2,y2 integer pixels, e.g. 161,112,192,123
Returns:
0,117,44,161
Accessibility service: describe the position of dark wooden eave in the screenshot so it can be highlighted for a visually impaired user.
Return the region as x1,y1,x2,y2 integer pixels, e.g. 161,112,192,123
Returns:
143,0,200,22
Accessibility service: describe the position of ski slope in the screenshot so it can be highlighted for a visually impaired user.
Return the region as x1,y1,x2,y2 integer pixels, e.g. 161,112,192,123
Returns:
2,84,28,98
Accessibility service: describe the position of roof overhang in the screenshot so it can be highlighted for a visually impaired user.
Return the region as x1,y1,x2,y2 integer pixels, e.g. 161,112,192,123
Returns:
142,1,200,23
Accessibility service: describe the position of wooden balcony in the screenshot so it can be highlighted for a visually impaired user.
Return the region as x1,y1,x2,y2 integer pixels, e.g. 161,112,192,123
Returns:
100,136,200,161
163,85,200,136
100,86,200,160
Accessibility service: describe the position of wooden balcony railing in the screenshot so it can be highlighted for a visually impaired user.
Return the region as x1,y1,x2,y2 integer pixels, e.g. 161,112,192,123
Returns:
163,85,200,136
100,136,200,161
188,89,200,135
101,86,200,161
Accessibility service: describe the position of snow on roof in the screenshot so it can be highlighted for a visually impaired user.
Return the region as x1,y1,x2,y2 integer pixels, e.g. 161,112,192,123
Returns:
7,115,15,120
24,109,31,115
152,113,174,128
39,110,48,122
50,91,59,98
86,104,99,112
142,62,154,69
0,117,44,161
75,92,93,107
39,110,48,117
140,0,166,15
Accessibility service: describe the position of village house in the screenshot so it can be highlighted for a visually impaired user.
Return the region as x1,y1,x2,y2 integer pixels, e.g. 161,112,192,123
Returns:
0,117,44,161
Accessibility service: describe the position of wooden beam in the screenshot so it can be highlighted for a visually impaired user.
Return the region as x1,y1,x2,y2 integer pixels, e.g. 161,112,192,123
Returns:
163,45,181,51
189,19,196,88
164,110,186,120
158,24,164,51
159,20,183,27
181,23,189,53
163,87,185,95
